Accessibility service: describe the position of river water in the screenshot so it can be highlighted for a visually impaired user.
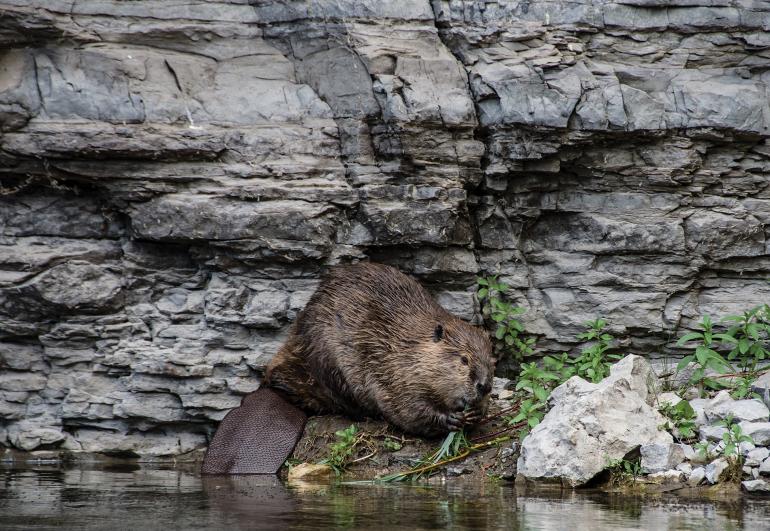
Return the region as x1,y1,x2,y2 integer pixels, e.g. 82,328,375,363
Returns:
1,464,769,530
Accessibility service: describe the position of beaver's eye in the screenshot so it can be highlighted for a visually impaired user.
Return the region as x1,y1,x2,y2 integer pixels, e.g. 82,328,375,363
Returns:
460,356,469,366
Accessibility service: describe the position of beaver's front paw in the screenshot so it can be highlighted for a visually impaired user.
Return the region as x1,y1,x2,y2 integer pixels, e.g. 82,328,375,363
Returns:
445,408,483,431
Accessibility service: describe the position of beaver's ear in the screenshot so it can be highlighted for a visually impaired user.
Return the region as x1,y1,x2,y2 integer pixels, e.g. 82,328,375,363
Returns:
432,324,444,342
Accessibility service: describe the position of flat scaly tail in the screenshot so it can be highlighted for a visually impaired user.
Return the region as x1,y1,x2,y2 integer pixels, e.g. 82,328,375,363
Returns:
201,387,306,474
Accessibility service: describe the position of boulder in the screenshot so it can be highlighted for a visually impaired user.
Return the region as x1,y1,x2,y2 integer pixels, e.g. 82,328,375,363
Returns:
705,458,730,484
687,466,706,486
759,458,770,476
705,398,770,424
699,425,727,442
641,443,686,474
740,422,770,446
746,447,769,465
657,392,682,407
287,463,334,482
751,373,770,409
742,479,770,493
517,355,671,487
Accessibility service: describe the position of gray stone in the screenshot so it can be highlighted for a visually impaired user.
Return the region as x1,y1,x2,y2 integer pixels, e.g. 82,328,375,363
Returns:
706,398,770,424
705,458,730,484
700,425,728,442
641,443,686,474
742,479,770,493
689,398,709,427
752,373,770,409
687,467,706,487
657,392,682,407
748,447,770,463
517,355,672,486
760,458,770,476
680,443,696,461
740,422,770,446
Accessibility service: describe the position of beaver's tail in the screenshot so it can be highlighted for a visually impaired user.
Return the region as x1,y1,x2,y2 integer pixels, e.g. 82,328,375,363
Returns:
201,387,306,474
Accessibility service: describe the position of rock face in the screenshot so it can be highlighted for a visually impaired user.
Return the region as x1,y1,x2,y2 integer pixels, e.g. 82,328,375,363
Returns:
517,355,672,486
1,1,770,455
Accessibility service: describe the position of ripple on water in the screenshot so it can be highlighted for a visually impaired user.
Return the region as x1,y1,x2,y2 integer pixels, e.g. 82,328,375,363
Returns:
1,465,768,530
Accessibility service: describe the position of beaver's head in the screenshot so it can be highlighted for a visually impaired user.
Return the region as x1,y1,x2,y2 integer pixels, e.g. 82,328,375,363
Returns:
419,317,496,417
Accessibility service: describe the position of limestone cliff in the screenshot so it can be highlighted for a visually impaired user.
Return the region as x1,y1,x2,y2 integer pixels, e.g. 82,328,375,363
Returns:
0,1,768,455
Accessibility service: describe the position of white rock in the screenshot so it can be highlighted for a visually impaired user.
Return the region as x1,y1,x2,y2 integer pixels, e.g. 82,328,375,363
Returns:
742,479,770,493
517,355,671,487
688,466,706,486
683,387,701,401
751,372,770,409
657,392,682,407
676,462,693,475
641,443,686,474
689,398,709,427
700,425,727,442
647,470,685,483
706,398,770,424
753,468,760,480
680,443,696,461
739,422,770,446
748,447,770,463
743,465,753,476
705,458,730,484
710,390,734,407
760,457,770,476
740,441,756,455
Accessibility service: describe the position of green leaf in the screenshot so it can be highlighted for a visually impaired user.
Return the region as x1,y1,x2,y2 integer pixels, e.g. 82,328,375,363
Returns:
534,386,550,402
477,277,489,286
477,288,489,300
677,332,703,346
676,355,694,371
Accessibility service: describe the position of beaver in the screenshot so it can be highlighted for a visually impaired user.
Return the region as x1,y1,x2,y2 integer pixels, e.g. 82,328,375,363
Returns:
202,262,495,474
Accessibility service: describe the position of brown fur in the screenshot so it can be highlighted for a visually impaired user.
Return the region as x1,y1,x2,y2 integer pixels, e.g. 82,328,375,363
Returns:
265,262,495,437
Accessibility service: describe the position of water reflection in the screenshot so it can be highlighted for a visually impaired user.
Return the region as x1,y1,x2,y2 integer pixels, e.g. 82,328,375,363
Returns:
1,464,769,530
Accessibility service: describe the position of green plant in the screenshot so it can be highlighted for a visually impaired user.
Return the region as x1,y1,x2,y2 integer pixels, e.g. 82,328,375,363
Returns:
381,437,402,452
606,457,643,485
694,440,714,461
573,319,622,383
718,414,755,482
676,315,735,396
508,397,547,439
320,424,360,474
477,276,535,361
515,361,561,403
506,319,622,440
723,306,770,374
731,375,761,400
718,414,754,459
542,352,577,382
659,400,697,441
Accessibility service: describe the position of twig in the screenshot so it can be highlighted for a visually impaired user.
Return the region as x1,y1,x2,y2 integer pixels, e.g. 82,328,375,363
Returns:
379,436,512,482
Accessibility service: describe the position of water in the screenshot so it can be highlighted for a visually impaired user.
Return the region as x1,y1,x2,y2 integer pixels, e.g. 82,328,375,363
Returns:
1,464,769,530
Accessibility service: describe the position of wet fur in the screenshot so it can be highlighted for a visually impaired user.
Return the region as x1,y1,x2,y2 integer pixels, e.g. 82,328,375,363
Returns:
265,263,495,437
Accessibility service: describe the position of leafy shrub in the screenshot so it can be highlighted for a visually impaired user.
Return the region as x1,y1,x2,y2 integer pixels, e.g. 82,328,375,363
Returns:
723,305,770,374
676,315,735,395
659,400,697,441
477,276,535,361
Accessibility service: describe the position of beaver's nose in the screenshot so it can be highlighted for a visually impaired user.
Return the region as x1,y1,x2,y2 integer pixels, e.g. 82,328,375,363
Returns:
476,382,492,396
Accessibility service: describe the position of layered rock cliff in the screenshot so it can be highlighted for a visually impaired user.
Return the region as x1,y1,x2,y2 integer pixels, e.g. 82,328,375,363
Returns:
1,1,768,456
